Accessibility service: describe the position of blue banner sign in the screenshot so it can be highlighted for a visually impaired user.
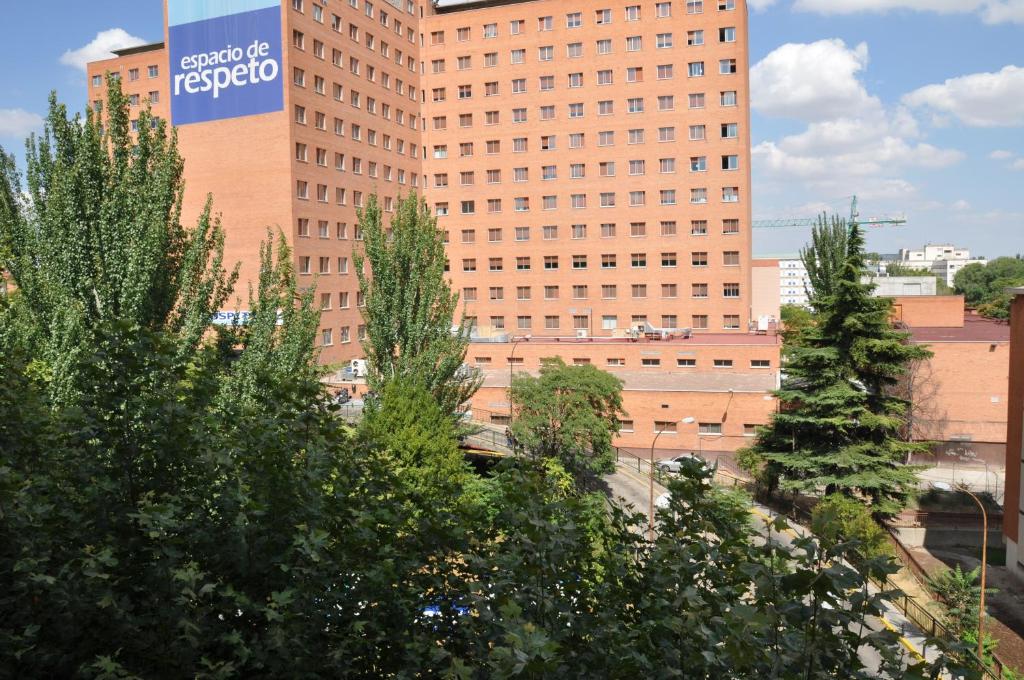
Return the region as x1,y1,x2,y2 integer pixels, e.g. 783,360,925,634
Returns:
169,0,284,126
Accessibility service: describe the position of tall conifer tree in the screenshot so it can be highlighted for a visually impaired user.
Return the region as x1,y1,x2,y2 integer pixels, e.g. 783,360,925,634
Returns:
748,220,932,515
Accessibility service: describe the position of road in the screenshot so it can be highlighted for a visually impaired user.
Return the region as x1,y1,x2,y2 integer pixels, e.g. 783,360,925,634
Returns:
605,461,944,672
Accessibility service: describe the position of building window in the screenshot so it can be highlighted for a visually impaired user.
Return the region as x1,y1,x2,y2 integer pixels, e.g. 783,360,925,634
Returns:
724,283,740,298
751,359,771,368
678,358,696,367
699,423,722,435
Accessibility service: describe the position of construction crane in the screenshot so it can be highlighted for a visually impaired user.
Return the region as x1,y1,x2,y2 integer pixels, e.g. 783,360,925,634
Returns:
752,195,907,229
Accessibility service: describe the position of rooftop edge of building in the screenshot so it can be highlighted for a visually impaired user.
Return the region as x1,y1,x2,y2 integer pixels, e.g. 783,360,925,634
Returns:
112,42,165,58
433,0,545,13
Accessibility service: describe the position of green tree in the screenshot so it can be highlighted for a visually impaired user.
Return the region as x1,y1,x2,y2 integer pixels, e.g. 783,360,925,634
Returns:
780,302,816,345
955,257,1024,319
0,81,237,405
354,192,481,415
744,222,933,516
811,493,893,561
358,379,489,521
927,564,992,642
510,358,624,483
800,213,849,308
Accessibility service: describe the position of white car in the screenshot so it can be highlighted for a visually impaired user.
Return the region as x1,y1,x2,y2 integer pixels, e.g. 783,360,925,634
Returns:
655,454,707,474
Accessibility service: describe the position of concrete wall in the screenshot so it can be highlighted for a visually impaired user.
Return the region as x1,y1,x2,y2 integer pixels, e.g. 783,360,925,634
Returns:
894,526,1004,550
751,258,780,320
872,276,937,297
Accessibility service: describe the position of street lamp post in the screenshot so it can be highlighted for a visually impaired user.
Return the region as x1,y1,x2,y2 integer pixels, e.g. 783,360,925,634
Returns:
508,336,527,423
934,481,988,662
649,416,695,540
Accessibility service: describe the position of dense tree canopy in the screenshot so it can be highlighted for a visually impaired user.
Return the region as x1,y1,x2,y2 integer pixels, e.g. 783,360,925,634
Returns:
954,256,1024,319
510,358,625,483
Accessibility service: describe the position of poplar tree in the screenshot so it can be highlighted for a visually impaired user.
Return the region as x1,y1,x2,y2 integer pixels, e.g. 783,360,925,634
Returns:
0,77,236,403
801,213,849,307
354,193,480,415
747,221,932,516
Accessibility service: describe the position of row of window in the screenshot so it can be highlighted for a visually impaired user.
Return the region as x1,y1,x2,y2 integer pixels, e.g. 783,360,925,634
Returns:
431,156,741,185
320,324,365,346
297,182,414,210
432,37,737,71
294,219,742,243
431,62,738,93
446,221,741,241
430,124,738,157
430,72,735,102
617,421,755,436
90,66,158,88
468,313,744,331
434,187,742,214
463,282,742,300
480,355,769,370
430,1,738,45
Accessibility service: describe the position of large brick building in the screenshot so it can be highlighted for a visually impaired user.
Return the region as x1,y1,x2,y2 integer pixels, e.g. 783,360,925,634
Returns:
87,0,767,453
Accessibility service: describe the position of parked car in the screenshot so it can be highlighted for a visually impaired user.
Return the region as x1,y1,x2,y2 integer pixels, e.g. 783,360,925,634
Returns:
655,453,707,474
332,388,351,405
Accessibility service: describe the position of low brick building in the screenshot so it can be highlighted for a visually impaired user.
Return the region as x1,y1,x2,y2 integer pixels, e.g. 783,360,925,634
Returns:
902,298,1011,466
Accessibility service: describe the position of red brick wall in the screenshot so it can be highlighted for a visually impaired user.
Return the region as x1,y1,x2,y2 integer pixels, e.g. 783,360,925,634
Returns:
1005,293,1024,546
891,295,964,329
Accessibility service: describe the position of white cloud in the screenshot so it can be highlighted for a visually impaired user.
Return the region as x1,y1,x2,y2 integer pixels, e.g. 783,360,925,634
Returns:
989,149,1015,160
1013,159,1024,171
952,199,971,210
903,66,1024,127
792,0,1024,24
981,0,1024,24
751,39,964,209
0,108,44,138
751,39,880,121
747,0,779,9
60,28,146,72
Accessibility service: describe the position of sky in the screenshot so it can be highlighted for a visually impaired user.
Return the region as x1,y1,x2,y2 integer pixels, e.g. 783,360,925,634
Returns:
0,0,1022,258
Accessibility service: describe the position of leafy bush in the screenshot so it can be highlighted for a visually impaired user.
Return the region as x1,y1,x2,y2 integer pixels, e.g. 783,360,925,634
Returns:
811,493,894,561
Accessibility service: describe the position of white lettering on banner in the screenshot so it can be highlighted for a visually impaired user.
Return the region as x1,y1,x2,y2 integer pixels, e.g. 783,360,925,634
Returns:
174,39,279,100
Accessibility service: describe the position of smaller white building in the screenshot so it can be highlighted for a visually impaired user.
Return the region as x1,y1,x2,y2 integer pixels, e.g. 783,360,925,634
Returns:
897,244,986,286
779,258,811,306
